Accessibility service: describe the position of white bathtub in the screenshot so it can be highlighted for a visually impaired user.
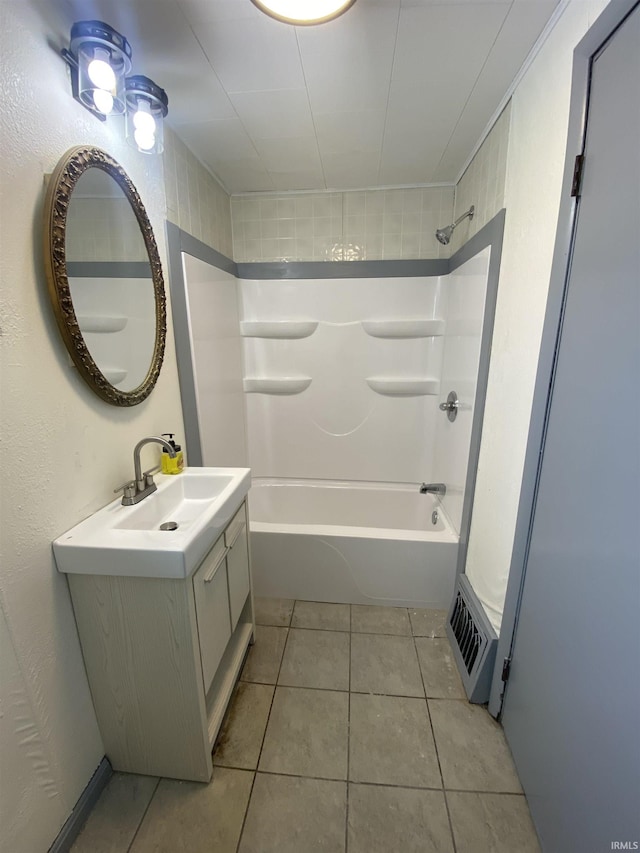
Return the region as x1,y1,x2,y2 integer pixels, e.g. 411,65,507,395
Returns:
249,479,459,608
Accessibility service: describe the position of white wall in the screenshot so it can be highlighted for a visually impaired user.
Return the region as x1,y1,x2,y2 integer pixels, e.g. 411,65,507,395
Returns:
0,2,185,850
182,255,247,467
464,0,611,632
432,248,491,534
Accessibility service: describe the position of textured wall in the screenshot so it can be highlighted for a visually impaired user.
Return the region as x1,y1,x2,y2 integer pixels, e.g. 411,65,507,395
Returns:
449,103,511,254
464,0,612,632
231,186,454,262
164,126,233,258
0,2,185,851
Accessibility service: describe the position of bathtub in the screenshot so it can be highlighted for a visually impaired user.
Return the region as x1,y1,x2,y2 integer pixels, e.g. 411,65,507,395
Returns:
249,479,459,608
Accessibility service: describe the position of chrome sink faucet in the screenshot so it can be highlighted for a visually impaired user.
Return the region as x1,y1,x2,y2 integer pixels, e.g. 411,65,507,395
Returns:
115,436,177,506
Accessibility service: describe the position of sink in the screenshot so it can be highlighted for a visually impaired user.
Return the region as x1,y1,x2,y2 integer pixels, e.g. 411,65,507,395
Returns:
53,467,251,579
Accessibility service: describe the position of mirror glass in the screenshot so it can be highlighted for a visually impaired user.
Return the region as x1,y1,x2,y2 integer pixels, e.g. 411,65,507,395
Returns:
44,147,166,406
65,169,156,392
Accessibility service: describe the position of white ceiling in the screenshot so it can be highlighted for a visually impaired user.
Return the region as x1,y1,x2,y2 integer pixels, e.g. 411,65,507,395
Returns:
62,0,560,193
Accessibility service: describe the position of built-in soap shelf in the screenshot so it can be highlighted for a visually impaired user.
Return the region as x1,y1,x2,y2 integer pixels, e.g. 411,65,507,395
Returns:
243,377,312,395
240,321,318,339
361,319,444,338
77,315,128,334
366,377,440,397
101,367,127,385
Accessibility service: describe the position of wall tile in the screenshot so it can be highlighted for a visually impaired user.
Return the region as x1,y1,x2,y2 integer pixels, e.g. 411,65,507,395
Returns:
230,185,455,262
164,127,233,258
450,102,511,254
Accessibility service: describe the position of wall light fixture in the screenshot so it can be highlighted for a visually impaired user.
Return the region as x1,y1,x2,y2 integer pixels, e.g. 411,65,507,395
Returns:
250,0,356,25
61,20,168,154
62,20,132,118
126,75,169,155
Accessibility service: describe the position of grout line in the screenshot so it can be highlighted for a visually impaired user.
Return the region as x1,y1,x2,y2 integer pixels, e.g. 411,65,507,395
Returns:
126,776,161,853
256,620,448,640
412,631,458,853
213,761,525,797
235,623,292,852
287,624,352,635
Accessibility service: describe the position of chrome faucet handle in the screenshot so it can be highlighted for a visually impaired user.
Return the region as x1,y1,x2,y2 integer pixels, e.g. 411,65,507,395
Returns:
439,390,459,422
114,480,136,500
142,467,159,487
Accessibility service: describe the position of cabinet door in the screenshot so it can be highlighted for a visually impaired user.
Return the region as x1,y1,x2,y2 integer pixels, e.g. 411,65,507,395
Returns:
193,536,231,694
225,506,250,630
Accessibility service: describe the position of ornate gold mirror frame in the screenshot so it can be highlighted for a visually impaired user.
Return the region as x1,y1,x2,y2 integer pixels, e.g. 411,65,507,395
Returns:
43,146,167,406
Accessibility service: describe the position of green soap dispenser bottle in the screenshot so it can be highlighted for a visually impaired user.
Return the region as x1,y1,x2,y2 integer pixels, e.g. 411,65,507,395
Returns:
161,433,184,475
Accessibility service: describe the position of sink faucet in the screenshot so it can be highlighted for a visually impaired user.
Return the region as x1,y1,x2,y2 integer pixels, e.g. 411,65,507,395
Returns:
420,482,446,497
115,436,177,506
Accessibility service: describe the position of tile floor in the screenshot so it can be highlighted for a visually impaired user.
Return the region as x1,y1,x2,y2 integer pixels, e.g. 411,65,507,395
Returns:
71,599,541,853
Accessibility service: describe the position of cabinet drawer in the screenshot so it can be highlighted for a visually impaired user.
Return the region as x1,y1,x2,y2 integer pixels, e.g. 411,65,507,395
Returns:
226,512,250,630
193,535,231,694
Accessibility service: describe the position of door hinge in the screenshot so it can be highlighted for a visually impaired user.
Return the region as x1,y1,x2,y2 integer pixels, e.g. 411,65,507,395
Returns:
501,657,512,683
571,154,585,197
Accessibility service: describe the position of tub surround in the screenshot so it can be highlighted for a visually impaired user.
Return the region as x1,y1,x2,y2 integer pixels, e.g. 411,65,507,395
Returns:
170,215,504,614
250,481,457,608
240,273,446,485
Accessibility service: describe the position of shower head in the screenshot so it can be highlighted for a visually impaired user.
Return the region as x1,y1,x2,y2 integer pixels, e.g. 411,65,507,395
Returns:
435,205,475,245
435,224,454,245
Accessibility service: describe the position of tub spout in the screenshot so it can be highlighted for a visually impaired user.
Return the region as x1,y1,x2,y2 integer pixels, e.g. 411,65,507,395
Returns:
420,483,446,497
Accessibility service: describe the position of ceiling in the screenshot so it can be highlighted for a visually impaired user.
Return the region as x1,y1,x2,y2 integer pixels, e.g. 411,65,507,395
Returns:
61,0,560,194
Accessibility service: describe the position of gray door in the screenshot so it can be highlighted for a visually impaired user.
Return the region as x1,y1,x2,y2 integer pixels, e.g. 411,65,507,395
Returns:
501,7,640,853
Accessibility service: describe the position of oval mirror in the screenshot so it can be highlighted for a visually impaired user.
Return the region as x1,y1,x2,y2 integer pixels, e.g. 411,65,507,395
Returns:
43,146,166,406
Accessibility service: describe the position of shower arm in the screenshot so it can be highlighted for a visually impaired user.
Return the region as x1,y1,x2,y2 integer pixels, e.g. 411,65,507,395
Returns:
452,205,475,228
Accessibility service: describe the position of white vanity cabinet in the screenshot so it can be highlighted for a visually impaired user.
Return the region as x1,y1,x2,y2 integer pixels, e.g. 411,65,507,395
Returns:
67,500,254,783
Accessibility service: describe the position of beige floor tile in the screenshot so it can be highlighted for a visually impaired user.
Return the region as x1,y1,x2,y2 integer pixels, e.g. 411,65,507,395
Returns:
348,784,454,853
291,600,350,631
349,694,441,788
70,773,158,853
416,637,466,699
239,773,346,853
254,597,294,627
350,633,424,697
278,628,350,691
429,699,523,792
130,768,253,853
409,608,448,637
241,626,287,684
351,604,411,635
213,682,274,770
447,792,541,852
259,687,349,780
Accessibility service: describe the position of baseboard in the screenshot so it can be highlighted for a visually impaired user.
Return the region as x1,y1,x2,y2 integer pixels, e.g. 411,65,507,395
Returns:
48,757,112,853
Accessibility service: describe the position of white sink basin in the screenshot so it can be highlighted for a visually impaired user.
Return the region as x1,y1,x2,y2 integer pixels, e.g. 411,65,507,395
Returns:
53,467,251,579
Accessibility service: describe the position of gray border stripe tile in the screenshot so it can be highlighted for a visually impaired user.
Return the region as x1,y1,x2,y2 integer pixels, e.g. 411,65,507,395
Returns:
237,258,449,279
67,261,152,278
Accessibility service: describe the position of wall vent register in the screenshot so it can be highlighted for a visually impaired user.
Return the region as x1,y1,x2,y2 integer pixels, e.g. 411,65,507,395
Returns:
446,574,498,703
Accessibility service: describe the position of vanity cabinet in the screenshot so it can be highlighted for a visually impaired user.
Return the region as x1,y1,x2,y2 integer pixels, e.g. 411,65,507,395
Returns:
67,500,254,783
